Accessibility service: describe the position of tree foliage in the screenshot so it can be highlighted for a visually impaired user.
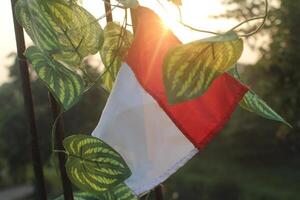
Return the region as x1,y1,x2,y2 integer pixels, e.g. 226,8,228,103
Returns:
0,56,108,187
222,0,300,150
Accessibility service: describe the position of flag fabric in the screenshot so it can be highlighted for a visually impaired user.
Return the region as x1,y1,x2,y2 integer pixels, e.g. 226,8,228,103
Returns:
92,6,248,196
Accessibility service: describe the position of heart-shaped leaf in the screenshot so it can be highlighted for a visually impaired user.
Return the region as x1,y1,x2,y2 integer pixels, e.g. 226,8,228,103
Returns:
15,0,103,66
100,22,133,91
229,66,291,127
54,183,137,200
163,32,243,104
63,135,132,194
25,46,84,111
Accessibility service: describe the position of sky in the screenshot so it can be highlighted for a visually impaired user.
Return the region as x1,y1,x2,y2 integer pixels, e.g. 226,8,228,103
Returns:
0,0,259,85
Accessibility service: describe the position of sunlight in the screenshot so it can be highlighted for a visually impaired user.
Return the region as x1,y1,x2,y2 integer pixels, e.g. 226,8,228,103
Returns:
138,0,238,41
0,0,258,81
158,5,180,31
80,0,258,63
140,0,258,63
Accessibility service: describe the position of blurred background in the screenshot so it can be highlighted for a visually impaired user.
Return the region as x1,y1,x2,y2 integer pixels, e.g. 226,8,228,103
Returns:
0,0,299,199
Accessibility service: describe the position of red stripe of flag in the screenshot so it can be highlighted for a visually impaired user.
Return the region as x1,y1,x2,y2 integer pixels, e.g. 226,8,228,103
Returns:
126,7,248,148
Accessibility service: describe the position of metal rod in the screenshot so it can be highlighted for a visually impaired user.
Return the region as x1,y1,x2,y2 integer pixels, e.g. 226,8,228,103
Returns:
49,94,74,200
154,185,164,200
130,7,138,33
10,0,47,199
104,0,113,22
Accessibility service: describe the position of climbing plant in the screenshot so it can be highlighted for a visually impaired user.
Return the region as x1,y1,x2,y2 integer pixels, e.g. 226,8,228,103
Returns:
13,0,290,199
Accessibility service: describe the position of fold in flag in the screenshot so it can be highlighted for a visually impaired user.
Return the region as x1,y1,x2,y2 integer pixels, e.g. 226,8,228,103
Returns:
92,6,248,196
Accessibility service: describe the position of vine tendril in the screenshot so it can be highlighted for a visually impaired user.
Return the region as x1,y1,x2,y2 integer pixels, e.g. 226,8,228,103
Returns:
83,8,129,94
176,5,221,35
230,0,269,37
157,0,269,38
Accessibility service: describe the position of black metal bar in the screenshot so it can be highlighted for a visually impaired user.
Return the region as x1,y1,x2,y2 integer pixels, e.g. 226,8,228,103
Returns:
104,0,113,22
10,0,47,199
130,7,138,33
49,94,74,200
154,185,164,200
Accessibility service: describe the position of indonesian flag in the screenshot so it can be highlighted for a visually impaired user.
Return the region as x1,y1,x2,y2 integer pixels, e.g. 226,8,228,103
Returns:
92,7,248,196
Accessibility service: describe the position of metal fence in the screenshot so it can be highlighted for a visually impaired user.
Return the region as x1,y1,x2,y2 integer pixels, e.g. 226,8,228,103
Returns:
9,0,163,199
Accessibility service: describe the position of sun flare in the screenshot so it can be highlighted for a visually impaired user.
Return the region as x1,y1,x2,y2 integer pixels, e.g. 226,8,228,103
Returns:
148,1,226,41
159,8,180,31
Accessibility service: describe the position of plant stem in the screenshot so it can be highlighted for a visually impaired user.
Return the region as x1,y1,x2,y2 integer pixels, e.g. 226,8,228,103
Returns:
155,185,164,200
49,94,74,200
104,0,113,22
233,0,269,37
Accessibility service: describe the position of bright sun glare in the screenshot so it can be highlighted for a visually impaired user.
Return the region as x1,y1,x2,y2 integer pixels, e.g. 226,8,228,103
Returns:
80,0,259,68
0,0,258,83
159,9,180,31
142,0,238,42
82,0,237,42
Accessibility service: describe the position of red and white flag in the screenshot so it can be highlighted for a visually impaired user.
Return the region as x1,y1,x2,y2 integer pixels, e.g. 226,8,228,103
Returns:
92,7,248,196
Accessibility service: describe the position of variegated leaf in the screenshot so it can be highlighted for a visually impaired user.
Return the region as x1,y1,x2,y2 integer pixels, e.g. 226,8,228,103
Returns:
25,46,84,111
163,32,243,104
112,183,137,200
54,183,137,200
63,135,131,194
15,0,103,66
100,22,133,91
54,192,101,200
229,66,291,127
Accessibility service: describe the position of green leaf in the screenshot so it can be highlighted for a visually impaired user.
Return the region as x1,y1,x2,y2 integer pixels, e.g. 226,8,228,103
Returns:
100,22,133,91
54,183,137,200
25,46,84,111
54,192,101,200
163,31,243,104
15,0,103,66
63,135,132,194
110,183,138,200
229,66,291,127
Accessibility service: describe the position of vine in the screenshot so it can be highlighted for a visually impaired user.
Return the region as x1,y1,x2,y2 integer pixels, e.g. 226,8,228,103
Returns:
13,0,291,199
